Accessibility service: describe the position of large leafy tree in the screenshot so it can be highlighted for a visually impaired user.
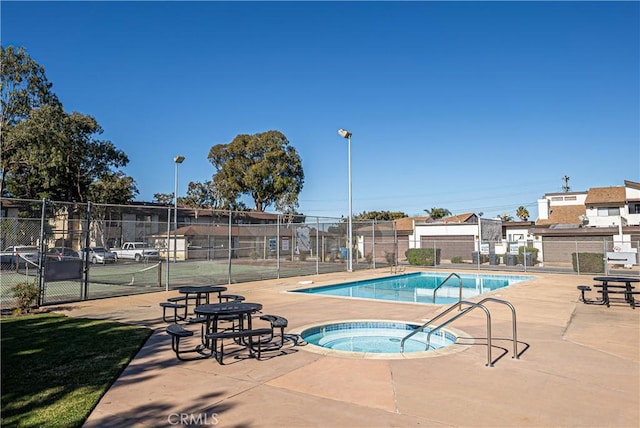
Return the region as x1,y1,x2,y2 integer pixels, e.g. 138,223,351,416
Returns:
179,180,220,209
1,45,136,203
1,45,60,127
87,171,138,246
208,130,304,212
1,45,61,195
87,171,138,204
4,105,130,202
153,193,174,205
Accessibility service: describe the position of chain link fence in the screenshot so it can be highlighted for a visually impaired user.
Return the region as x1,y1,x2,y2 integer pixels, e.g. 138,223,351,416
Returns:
1,197,638,310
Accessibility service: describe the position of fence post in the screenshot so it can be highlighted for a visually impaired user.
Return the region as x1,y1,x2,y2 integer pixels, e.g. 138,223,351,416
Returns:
37,198,47,306
316,217,320,275
372,219,376,269
166,207,171,291
82,202,92,300
433,240,437,267
276,214,281,279
603,238,609,276
391,221,396,266
227,210,232,284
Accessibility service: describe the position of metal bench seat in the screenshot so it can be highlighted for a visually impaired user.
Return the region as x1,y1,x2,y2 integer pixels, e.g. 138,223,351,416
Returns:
205,328,273,364
160,302,187,323
258,315,288,349
165,324,207,361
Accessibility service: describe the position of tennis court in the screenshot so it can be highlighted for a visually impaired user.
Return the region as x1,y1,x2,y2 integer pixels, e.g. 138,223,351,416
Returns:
1,258,351,308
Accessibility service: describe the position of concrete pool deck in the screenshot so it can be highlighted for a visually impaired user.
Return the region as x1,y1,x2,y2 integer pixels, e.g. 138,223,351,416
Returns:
49,268,639,427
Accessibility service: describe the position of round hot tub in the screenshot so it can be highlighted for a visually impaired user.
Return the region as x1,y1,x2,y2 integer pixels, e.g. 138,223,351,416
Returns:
296,320,467,359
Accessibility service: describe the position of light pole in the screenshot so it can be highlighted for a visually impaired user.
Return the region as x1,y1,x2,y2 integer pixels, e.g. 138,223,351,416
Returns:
338,129,353,272
173,155,185,262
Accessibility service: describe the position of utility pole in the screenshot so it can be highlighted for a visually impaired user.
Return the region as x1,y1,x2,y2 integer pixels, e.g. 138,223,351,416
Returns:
562,175,570,193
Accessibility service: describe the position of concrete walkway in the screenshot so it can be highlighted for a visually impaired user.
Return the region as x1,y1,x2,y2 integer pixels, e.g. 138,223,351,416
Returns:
50,268,639,427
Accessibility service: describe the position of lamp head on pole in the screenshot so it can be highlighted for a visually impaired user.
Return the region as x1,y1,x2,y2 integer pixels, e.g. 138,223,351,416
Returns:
338,129,352,139
174,155,185,164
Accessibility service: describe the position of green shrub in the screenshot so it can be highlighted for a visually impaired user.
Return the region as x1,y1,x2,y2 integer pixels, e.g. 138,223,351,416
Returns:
518,247,539,264
12,281,39,314
298,252,307,261
572,252,605,273
451,256,463,264
405,248,441,266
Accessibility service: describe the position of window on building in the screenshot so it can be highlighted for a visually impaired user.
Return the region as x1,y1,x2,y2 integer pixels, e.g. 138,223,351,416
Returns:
632,204,640,214
597,207,620,216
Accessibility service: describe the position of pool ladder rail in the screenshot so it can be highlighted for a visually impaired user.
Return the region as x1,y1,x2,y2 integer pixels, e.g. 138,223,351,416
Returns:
432,272,462,304
400,296,529,367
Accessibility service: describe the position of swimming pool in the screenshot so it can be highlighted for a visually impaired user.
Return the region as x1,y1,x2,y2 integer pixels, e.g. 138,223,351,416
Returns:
292,272,533,305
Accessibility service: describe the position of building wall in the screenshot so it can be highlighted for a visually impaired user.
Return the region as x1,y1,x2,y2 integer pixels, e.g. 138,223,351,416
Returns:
420,235,474,262
542,235,617,264
625,185,640,226
537,192,588,221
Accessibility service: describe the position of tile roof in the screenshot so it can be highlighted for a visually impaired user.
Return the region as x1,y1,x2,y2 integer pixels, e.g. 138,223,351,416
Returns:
584,186,626,205
441,213,476,223
535,205,586,226
394,216,429,233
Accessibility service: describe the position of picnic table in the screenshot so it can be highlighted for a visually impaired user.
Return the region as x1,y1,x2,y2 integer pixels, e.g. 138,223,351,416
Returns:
194,302,267,364
592,276,640,308
176,285,227,313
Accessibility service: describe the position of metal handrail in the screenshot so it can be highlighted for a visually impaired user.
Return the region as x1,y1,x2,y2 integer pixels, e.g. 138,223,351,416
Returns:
432,272,462,307
424,301,493,366
400,299,468,353
400,297,521,367
473,297,520,359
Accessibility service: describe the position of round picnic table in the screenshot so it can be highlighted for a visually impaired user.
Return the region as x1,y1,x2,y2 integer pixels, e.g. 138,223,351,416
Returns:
177,285,227,312
194,302,262,330
194,302,263,347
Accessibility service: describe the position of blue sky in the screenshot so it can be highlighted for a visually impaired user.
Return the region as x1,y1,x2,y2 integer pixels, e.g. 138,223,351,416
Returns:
2,1,639,219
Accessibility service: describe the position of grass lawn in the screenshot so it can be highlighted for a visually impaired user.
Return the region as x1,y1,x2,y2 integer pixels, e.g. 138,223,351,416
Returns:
1,312,151,428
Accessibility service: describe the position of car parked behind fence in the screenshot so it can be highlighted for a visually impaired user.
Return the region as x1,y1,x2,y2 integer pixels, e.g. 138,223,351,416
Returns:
80,247,117,264
46,247,80,261
1,245,40,269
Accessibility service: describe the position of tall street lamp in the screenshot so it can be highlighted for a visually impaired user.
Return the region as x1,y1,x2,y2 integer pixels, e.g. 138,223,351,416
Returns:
338,129,353,272
173,155,185,262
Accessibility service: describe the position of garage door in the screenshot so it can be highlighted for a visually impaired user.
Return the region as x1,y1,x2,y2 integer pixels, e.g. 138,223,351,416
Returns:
420,235,475,262
542,236,610,264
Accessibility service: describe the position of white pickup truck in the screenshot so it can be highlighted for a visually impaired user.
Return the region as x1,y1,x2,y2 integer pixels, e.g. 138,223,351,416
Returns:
111,242,159,262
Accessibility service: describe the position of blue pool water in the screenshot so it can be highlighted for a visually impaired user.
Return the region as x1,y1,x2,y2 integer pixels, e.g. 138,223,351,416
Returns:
301,321,456,353
293,272,533,305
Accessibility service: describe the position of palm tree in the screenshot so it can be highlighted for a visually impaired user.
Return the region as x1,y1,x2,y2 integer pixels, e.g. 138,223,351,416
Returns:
516,206,530,221
424,207,452,220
